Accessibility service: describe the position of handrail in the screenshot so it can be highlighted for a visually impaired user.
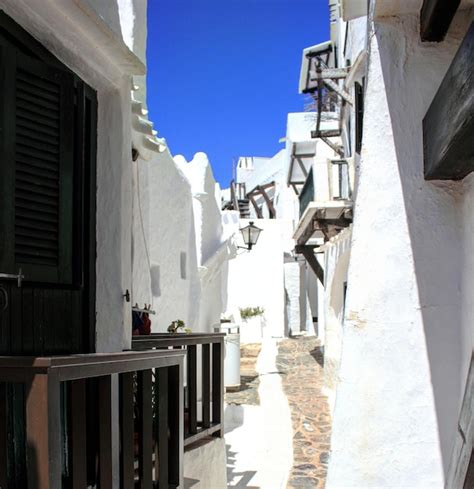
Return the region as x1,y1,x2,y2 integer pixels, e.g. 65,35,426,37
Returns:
132,332,225,448
132,332,226,349
0,350,185,489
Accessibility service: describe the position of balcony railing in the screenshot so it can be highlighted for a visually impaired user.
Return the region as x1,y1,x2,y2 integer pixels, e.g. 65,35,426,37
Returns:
132,333,225,448
299,159,352,218
0,350,185,489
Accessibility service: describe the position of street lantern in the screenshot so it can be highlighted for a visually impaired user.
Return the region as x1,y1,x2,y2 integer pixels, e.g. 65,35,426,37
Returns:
239,221,262,251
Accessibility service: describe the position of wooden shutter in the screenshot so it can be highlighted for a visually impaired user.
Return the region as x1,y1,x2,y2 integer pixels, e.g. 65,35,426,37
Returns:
0,47,74,284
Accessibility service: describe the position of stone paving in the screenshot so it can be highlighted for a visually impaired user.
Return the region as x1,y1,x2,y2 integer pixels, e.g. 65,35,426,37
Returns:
225,343,261,406
276,337,332,489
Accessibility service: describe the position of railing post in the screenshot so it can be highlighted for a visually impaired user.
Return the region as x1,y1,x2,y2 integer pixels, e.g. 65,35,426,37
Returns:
212,339,224,437
157,368,169,487
187,345,197,435
26,372,62,489
202,343,211,429
98,375,114,489
137,370,153,489
0,382,8,488
119,372,134,489
168,362,184,489
70,379,87,489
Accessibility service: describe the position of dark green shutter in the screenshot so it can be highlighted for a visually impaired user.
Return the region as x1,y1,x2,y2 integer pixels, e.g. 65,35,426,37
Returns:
0,48,74,284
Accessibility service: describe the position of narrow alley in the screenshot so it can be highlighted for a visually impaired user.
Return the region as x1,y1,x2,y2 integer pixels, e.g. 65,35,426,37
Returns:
225,336,331,489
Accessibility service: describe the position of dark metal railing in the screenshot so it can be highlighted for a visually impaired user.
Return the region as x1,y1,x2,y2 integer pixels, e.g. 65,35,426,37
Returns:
0,350,185,489
132,333,225,448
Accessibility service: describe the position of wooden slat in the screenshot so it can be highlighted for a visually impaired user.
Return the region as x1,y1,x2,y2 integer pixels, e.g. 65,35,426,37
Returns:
120,372,134,489
168,364,184,488
157,368,169,487
98,375,113,489
70,379,87,489
0,383,7,488
212,341,224,437
187,345,198,435
423,23,474,180
420,0,461,42
202,344,211,429
26,373,61,489
137,370,153,489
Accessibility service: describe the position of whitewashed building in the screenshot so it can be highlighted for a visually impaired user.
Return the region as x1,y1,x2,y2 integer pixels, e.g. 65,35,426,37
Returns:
0,1,232,487
299,0,474,487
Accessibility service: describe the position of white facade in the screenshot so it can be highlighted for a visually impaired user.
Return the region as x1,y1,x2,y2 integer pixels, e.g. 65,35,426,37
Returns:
320,1,474,487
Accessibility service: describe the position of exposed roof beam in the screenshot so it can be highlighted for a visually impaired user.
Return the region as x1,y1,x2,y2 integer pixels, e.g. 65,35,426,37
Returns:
420,0,461,42
423,23,474,180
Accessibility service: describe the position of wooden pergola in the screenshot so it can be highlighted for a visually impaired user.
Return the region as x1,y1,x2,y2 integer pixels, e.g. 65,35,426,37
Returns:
246,181,276,219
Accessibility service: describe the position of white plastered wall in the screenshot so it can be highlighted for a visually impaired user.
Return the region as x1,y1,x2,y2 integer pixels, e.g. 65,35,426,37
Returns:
327,7,474,487
225,219,294,339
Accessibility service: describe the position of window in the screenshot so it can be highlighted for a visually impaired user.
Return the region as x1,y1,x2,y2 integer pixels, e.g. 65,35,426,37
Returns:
355,80,364,154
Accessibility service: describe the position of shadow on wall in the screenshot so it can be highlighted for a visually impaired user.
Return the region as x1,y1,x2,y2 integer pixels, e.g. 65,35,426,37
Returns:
378,14,469,473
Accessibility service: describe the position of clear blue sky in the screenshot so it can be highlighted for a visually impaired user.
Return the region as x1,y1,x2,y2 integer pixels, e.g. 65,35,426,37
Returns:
146,0,329,187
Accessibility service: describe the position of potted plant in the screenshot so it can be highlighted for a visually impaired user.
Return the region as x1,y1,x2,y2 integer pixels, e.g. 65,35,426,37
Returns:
239,306,265,343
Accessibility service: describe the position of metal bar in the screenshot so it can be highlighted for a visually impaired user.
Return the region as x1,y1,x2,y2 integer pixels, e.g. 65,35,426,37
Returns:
157,368,169,488
26,372,61,489
71,379,87,489
120,372,134,489
137,370,153,489
202,344,211,429
98,375,113,489
187,345,197,435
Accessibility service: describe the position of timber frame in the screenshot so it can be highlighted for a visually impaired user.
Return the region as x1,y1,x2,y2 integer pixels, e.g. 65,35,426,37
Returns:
302,48,350,157
423,22,474,180
420,0,461,42
288,143,313,195
246,181,276,218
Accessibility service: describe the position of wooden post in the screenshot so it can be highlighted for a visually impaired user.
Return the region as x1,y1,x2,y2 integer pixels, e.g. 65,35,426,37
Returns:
168,363,184,489
98,375,113,489
26,372,62,489
119,372,134,489
70,379,87,489
137,370,153,489
202,344,211,429
212,340,224,437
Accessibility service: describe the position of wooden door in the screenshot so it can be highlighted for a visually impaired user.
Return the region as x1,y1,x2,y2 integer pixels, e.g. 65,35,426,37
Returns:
0,13,97,357
0,13,97,487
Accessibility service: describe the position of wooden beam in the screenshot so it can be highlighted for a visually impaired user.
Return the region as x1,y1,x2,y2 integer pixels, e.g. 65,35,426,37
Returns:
423,23,474,180
420,0,461,42
256,185,276,218
248,193,263,218
295,245,324,284
309,68,348,80
323,78,353,105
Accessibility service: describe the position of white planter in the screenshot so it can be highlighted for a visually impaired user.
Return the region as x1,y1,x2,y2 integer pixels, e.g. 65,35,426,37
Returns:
239,315,265,344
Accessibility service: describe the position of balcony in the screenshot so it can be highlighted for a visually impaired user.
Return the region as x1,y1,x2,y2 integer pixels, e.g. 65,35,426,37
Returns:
132,333,225,448
294,158,353,246
0,333,225,488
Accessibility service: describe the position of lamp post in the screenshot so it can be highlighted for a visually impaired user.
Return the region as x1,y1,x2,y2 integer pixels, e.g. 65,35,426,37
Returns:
238,221,262,251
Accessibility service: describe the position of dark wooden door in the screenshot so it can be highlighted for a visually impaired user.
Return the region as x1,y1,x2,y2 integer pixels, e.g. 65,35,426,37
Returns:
0,12,97,487
0,13,97,357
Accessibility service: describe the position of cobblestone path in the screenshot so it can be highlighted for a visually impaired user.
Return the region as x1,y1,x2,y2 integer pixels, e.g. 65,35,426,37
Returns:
276,337,332,489
225,343,261,406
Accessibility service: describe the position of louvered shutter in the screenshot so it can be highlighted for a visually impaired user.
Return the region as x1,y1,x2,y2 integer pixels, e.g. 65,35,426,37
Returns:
0,48,74,284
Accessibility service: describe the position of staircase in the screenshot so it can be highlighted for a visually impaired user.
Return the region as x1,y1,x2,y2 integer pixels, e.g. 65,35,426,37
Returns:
238,199,250,218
